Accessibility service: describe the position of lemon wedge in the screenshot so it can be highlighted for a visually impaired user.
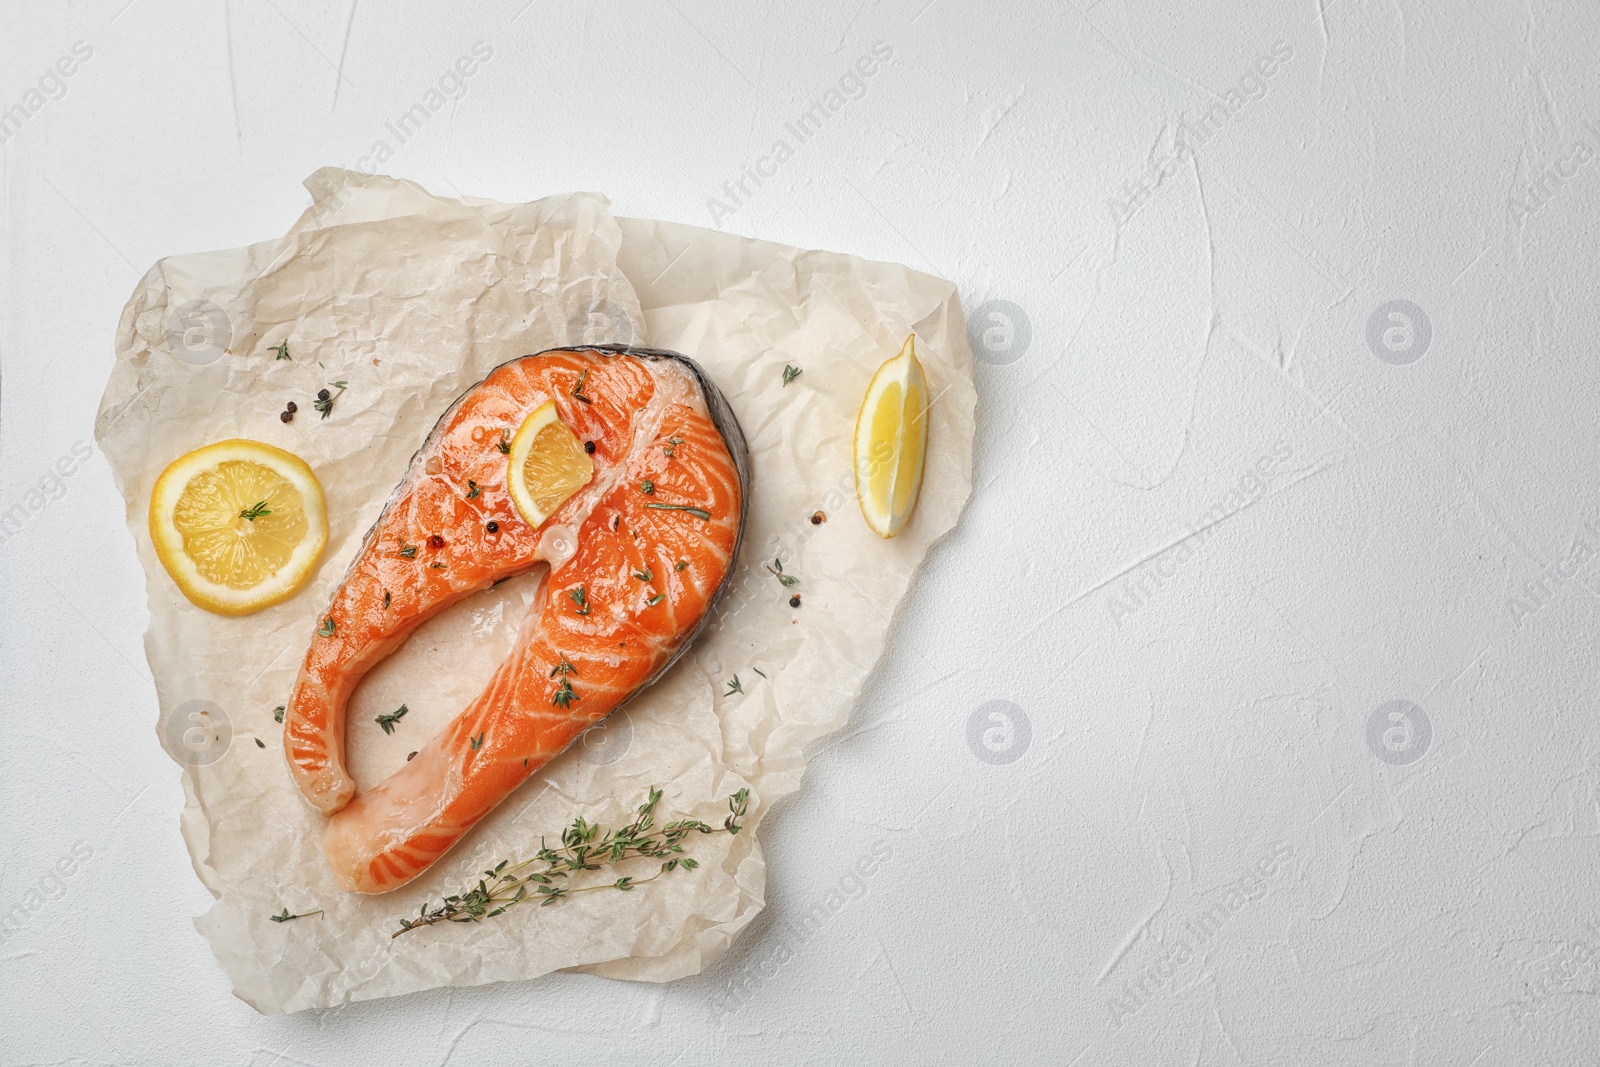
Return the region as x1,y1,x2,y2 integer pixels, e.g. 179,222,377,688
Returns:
149,439,328,616
507,400,594,528
854,334,929,539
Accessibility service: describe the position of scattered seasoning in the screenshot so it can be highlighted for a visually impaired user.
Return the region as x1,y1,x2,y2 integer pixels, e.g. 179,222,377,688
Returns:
280,410,293,423
640,479,655,495
790,595,802,608
383,590,391,609
255,737,266,749
645,503,712,520
569,585,590,615
316,617,336,637
663,435,684,458
407,751,418,761
675,560,689,572
239,500,272,522
467,480,482,500
492,575,512,587
751,667,767,678
313,381,348,419
399,543,417,559
427,534,445,549
571,369,594,404
486,521,499,533
497,429,511,455
470,732,485,751
766,558,799,587
270,908,322,923
646,593,665,606
609,514,620,531
633,566,653,583
273,706,285,723
782,364,802,386
584,440,597,455
392,787,750,936
429,562,445,569
270,342,292,361
725,675,742,695
286,401,298,413
551,677,578,708
810,510,826,525
376,704,410,735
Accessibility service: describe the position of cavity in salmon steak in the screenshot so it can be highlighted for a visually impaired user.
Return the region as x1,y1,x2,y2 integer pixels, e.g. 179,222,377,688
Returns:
282,346,748,894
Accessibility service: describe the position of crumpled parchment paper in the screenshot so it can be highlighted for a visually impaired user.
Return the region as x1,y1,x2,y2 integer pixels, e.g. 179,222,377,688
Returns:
94,169,974,1014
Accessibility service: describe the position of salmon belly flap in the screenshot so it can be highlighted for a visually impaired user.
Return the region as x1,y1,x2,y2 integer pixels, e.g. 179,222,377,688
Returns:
281,348,746,893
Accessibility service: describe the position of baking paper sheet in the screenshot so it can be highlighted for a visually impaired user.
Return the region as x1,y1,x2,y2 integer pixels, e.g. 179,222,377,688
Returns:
94,169,975,1013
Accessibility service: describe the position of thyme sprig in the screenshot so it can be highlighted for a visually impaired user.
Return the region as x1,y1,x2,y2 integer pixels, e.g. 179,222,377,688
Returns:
766,557,799,587
270,342,292,361
572,368,594,404
497,429,512,455
270,907,322,922
314,381,348,419
782,364,802,386
569,585,590,615
645,503,712,520
393,787,751,938
376,704,409,734
239,500,272,522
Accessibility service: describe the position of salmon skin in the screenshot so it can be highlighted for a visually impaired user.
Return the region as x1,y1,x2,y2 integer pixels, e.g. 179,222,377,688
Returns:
282,345,748,893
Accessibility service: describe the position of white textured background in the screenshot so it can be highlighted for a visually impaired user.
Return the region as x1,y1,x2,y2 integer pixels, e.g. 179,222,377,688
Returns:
3,0,1599,1063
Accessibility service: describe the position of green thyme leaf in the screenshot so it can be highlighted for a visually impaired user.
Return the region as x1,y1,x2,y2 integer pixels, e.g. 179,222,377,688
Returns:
376,704,410,735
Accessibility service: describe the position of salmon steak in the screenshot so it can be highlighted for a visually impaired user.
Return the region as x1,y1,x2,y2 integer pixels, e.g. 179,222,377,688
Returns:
282,345,748,893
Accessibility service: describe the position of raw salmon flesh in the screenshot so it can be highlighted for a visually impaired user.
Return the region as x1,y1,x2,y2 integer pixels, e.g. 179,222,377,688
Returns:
282,345,748,893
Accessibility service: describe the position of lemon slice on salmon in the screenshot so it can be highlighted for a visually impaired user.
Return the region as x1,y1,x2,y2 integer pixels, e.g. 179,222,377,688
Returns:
149,439,328,616
507,400,594,528
854,334,929,539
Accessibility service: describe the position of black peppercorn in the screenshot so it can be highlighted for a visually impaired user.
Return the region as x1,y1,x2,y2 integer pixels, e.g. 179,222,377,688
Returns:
486,521,499,533
285,401,298,413
427,534,445,549
317,388,331,401
584,440,596,455
789,595,801,608
279,410,293,423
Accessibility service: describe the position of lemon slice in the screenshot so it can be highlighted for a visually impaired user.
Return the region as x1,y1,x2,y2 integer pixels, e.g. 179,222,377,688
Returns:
148,439,328,616
507,400,594,528
854,334,929,538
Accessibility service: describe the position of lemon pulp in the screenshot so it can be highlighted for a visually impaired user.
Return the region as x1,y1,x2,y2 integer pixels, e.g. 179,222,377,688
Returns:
507,400,594,528
854,334,929,539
